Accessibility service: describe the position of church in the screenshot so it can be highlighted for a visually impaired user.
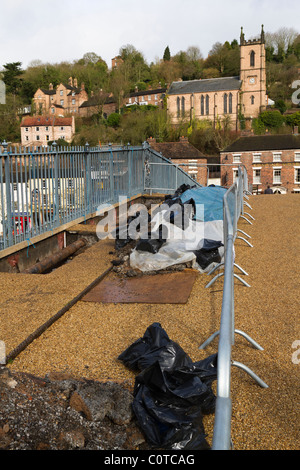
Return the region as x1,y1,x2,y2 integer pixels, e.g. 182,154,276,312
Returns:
167,26,267,130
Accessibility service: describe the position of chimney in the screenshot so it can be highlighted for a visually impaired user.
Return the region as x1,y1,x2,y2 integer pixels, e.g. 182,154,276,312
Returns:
68,77,73,87
81,82,85,91
49,83,53,90
74,78,78,88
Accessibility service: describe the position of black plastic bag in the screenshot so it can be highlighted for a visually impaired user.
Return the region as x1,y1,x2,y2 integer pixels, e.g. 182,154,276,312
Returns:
115,211,151,250
118,323,217,450
162,197,195,230
136,225,167,254
194,239,223,270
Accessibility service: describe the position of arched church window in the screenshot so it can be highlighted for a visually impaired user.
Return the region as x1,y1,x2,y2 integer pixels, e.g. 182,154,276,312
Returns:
229,93,233,114
181,97,185,116
177,97,180,117
250,50,255,67
201,95,204,115
206,95,209,115
224,93,228,114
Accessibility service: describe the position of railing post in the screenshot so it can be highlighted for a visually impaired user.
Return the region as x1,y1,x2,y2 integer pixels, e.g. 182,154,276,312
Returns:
2,141,13,247
52,142,59,228
108,143,114,202
85,142,91,215
127,143,132,198
143,141,151,194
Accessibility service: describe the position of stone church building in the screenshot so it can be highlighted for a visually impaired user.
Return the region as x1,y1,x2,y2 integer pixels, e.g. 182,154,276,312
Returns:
167,26,267,130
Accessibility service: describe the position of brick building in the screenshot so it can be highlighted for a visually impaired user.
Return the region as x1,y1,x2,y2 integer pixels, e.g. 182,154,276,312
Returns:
79,92,117,118
167,26,267,130
220,132,300,194
20,116,75,147
124,86,167,109
33,77,88,116
148,136,208,186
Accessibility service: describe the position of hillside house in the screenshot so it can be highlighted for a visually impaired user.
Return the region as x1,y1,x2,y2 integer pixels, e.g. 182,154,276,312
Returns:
79,92,117,118
20,116,75,147
124,87,167,108
148,136,208,186
33,78,88,116
220,131,300,194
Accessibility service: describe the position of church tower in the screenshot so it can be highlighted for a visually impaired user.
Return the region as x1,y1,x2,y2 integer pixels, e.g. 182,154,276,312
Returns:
239,25,267,127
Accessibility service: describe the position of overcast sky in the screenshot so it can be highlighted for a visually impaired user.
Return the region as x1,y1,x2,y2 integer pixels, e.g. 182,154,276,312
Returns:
0,0,299,69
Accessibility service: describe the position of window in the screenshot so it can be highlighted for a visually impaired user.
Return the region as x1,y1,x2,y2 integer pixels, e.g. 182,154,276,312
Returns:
25,127,29,132
251,95,255,105
273,168,281,184
188,160,198,169
148,95,151,101
60,90,63,96
253,153,261,162
229,93,232,114
233,169,239,182
205,95,209,115
253,168,261,184
45,126,49,131
51,107,55,114
250,50,255,67
295,152,300,162
60,126,64,131
60,100,64,106
155,94,158,100
224,94,228,114
181,97,185,116
26,136,29,141
72,99,76,105
177,97,180,117
201,95,204,116
273,152,282,162
36,127,39,131
233,154,241,163
46,135,50,141
36,135,40,141
295,167,300,183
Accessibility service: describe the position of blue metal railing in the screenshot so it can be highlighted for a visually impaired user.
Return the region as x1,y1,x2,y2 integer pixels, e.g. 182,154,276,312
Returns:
0,141,198,251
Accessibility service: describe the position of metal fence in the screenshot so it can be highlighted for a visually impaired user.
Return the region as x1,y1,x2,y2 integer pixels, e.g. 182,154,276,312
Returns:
199,165,268,450
0,141,199,251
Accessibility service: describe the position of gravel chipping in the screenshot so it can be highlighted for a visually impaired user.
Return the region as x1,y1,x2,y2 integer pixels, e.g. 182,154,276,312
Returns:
1,193,299,450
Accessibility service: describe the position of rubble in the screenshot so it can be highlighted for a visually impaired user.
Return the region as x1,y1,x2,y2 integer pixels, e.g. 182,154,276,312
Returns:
0,367,150,450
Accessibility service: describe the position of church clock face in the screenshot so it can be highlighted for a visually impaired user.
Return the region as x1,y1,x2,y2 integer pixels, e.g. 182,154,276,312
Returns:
249,77,256,84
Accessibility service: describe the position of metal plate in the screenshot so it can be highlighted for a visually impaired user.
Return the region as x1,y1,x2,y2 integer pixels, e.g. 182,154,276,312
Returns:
81,270,198,304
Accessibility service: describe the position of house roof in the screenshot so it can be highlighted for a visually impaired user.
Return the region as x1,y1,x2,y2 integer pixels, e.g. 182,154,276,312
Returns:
21,116,73,127
128,87,167,98
40,88,56,96
167,77,241,95
149,140,206,160
79,94,116,108
222,134,300,153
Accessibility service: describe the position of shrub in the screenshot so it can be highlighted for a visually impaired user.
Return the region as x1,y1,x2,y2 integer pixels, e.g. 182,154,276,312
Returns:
259,110,285,129
106,113,121,128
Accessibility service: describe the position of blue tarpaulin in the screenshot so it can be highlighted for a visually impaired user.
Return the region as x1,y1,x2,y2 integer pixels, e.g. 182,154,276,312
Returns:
180,186,227,222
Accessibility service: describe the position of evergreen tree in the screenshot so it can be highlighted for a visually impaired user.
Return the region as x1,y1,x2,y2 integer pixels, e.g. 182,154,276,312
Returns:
163,46,171,61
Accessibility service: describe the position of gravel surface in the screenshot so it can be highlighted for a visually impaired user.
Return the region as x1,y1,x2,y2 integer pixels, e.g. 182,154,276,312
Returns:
1,193,299,450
